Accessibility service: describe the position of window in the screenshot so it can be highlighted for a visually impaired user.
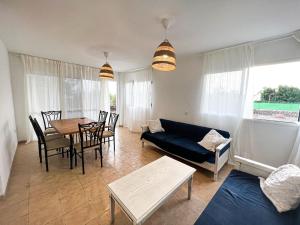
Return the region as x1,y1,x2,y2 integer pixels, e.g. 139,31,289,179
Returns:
64,78,83,118
108,80,117,113
202,70,244,116
64,78,101,119
251,61,300,122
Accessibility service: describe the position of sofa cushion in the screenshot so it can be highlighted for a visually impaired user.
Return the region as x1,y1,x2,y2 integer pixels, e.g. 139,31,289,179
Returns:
198,129,227,152
260,164,300,213
160,119,230,142
148,119,165,133
194,170,300,225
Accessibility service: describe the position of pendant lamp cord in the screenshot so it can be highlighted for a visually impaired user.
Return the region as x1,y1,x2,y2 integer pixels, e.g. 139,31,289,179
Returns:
104,52,108,63
162,18,169,40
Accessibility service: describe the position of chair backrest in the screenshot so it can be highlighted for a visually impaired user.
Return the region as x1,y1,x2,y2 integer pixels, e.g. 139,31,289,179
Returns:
78,122,105,150
33,118,46,144
108,113,119,132
98,110,108,123
29,115,40,141
41,110,62,130
160,118,230,141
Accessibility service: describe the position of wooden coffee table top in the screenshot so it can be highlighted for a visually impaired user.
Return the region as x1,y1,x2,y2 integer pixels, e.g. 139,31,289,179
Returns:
50,118,94,135
108,156,196,224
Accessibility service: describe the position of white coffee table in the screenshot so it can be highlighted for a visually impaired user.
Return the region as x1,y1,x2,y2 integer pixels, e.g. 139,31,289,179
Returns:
107,156,196,225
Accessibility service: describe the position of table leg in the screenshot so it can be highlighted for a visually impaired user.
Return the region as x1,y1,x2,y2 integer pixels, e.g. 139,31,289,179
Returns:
188,176,193,200
69,134,74,169
110,194,115,224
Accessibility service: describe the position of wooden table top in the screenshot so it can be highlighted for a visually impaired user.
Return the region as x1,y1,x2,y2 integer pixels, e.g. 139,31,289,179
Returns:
50,118,94,135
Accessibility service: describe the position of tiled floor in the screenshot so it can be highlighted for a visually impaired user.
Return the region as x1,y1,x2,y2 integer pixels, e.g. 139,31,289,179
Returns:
0,127,232,225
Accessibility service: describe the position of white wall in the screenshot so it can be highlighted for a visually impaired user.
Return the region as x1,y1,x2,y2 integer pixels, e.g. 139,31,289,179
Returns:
237,119,298,167
152,53,203,124
0,40,18,195
9,53,26,141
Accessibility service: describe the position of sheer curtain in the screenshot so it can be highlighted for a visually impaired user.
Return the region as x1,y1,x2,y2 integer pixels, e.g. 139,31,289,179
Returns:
22,55,109,142
200,45,254,157
289,127,300,166
116,72,125,126
123,68,152,132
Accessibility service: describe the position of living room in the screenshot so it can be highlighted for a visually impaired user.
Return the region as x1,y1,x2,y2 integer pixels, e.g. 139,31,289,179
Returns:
0,1,299,225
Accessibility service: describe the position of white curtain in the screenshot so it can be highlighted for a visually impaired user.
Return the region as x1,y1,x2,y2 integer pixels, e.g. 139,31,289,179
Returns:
123,68,152,132
200,45,254,157
116,72,125,126
22,55,110,141
289,127,300,166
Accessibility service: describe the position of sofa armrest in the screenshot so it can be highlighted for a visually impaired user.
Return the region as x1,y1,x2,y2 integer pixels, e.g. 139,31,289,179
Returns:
234,155,276,178
141,124,149,134
216,138,232,152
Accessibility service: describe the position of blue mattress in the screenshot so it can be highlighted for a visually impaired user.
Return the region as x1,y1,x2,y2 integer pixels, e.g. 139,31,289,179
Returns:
194,170,300,225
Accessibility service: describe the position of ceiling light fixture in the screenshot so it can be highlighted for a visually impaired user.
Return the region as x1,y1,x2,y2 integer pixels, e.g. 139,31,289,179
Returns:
152,18,176,72
99,52,114,79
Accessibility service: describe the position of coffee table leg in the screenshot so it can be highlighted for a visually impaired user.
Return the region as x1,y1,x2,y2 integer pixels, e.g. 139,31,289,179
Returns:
110,194,115,224
188,176,193,200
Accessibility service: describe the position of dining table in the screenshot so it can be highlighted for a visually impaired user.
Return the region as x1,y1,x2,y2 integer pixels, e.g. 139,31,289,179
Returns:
50,117,94,169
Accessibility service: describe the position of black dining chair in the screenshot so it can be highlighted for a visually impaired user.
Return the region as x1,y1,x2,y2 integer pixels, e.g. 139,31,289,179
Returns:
41,110,62,136
103,113,119,153
29,115,65,162
98,110,108,123
32,118,71,171
74,122,105,174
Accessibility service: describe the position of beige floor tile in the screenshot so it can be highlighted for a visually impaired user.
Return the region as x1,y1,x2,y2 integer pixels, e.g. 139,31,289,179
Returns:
28,204,62,225
62,203,98,225
44,217,65,225
60,192,89,214
6,214,29,225
0,199,28,224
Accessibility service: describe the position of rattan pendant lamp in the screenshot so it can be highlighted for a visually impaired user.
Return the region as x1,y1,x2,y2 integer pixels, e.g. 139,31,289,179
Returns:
152,18,176,72
99,52,114,79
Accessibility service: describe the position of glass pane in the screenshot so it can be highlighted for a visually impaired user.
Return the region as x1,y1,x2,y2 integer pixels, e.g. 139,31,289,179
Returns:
251,61,300,122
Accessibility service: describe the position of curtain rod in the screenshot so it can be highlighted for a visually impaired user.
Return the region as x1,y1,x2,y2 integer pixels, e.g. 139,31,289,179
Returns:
9,51,100,70
120,66,151,73
201,30,299,54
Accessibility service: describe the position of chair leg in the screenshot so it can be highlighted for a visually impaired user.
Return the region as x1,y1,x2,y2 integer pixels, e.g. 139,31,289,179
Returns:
74,150,78,167
95,148,97,159
38,141,42,163
44,149,49,172
113,136,115,154
62,148,64,158
100,145,103,167
81,149,85,174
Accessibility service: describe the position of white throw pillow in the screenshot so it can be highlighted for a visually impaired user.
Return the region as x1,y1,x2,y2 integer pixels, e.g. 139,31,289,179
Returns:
198,129,226,152
259,164,300,213
148,119,165,133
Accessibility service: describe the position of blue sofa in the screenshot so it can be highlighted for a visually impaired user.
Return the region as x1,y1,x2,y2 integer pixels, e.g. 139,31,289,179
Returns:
194,170,300,225
141,119,231,180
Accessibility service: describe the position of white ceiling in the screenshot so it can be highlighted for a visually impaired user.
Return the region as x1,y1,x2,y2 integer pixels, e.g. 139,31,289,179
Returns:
0,0,300,71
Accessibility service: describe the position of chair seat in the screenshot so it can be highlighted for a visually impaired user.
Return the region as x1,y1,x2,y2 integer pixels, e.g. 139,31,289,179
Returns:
102,130,114,138
46,137,71,150
44,128,58,136
45,133,64,141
